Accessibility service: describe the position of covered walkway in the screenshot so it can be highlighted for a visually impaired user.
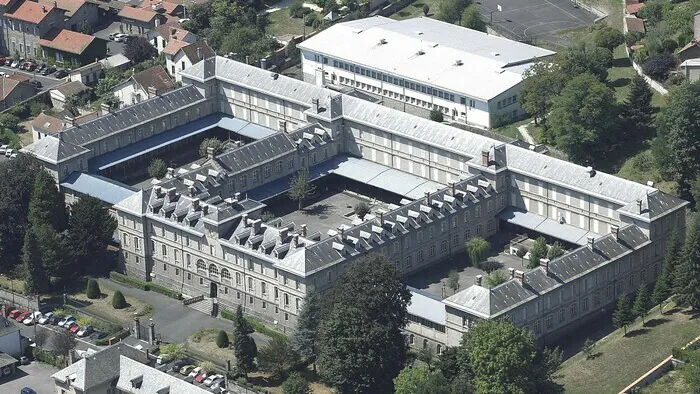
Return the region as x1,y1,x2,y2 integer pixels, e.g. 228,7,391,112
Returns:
60,172,137,205
498,207,597,246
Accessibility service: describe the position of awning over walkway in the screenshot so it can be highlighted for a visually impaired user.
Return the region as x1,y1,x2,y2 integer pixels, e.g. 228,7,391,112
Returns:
218,117,277,139
60,172,137,205
498,207,595,245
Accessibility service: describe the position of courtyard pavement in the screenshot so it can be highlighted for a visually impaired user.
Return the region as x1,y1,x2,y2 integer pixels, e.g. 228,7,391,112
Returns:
0,361,59,393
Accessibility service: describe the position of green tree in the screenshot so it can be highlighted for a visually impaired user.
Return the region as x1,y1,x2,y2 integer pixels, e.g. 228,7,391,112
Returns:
466,237,489,267
422,4,429,15
637,0,670,28
613,293,633,335
438,0,471,24
354,201,371,219
621,73,654,141
430,109,444,122
323,0,338,14
582,338,595,360
233,305,257,377
547,73,618,166
292,293,321,369
653,80,700,201
447,270,460,294
464,319,562,393
67,196,117,275
519,61,566,127
484,270,507,288
676,216,700,311
36,224,72,285
546,242,565,260
594,26,624,51
282,372,311,394
288,168,316,211
21,228,49,295
528,236,548,268
394,365,451,394
460,5,486,32
653,229,682,312
557,43,613,81
216,330,229,348
85,278,101,299
317,253,412,393
148,158,167,179
199,138,225,158
632,284,650,324
160,343,186,362
28,170,67,231
112,290,127,309
52,329,76,357
124,36,157,63
257,337,299,379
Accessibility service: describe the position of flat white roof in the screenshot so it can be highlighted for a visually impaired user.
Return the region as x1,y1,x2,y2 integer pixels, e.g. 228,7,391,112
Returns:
298,16,555,101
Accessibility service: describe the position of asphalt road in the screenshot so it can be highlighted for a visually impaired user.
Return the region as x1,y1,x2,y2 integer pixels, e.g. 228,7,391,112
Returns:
0,65,64,92
93,21,126,57
0,361,58,393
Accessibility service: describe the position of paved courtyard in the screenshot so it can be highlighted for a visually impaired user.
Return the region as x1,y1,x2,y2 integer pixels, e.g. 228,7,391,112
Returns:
0,362,59,394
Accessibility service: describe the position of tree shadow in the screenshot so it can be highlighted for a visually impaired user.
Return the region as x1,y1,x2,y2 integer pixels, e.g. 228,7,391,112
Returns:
411,2,425,7
612,56,632,68
302,203,332,217
608,77,631,88
397,10,411,17
644,317,670,328
624,328,650,338
664,307,682,315
586,352,603,360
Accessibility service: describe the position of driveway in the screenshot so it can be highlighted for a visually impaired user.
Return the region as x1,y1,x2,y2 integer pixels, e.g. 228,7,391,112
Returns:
0,361,59,393
0,65,63,92
98,279,271,347
93,21,126,56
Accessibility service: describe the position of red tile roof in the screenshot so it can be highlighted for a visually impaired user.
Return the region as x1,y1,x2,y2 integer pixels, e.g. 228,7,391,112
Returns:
625,0,638,5
624,17,646,34
162,39,189,55
38,0,87,17
181,40,214,63
0,78,25,100
132,65,175,94
39,28,97,55
626,3,645,14
119,6,157,22
155,23,193,41
30,113,65,134
5,1,57,24
140,0,180,15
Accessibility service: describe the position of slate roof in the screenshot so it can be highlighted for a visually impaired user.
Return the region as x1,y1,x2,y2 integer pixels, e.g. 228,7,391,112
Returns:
39,0,88,16
60,172,138,205
215,132,297,174
117,356,211,393
0,78,26,100
52,81,90,97
444,225,650,318
39,29,98,55
21,135,89,165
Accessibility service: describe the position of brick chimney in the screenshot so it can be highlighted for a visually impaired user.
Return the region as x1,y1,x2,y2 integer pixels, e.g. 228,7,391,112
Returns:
540,258,550,275
474,275,483,287
637,199,643,214
587,236,595,250
508,267,515,279
514,270,525,285
206,146,215,159
481,150,489,167
166,167,174,178
424,191,431,206
147,86,158,98
242,213,249,227
301,224,307,237
611,225,620,241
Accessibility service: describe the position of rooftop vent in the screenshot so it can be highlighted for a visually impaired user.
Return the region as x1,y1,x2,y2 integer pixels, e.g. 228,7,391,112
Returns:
585,166,596,177
491,52,500,57
647,181,654,187
270,72,279,80
416,31,423,35
454,59,463,66
379,38,387,45
416,49,425,56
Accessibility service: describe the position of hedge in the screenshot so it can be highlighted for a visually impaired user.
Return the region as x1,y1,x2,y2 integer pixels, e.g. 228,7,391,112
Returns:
109,272,182,300
96,329,130,346
32,347,68,368
221,309,287,342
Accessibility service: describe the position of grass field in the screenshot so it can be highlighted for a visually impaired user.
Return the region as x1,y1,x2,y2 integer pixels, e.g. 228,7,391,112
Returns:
267,10,314,37
492,117,530,140
639,370,690,394
70,282,152,324
390,0,438,20
557,303,700,394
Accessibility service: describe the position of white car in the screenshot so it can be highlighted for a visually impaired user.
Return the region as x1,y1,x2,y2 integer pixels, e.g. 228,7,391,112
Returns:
38,312,53,324
0,145,7,154
210,378,225,390
58,315,75,327
23,311,42,325
203,374,223,386
188,366,201,378
113,33,128,42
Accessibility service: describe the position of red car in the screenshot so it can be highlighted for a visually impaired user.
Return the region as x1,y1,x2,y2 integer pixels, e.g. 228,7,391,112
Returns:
195,372,209,383
24,62,36,71
69,323,80,333
8,309,20,319
16,311,30,322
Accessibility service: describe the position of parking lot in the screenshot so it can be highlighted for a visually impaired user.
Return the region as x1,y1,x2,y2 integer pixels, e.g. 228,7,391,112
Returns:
0,63,64,92
0,361,59,393
93,21,127,56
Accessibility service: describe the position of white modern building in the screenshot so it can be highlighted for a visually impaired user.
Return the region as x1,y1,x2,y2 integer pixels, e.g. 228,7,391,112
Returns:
298,16,555,129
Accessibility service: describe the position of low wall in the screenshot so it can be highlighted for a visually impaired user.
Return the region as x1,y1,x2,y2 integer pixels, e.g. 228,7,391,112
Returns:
375,0,413,17
0,288,39,312
571,0,608,21
621,0,668,96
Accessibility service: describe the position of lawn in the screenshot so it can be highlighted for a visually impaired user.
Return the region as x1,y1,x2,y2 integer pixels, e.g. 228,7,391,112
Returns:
186,328,236,368
69,282,152,324
0,275,26,294
492,117,531,140
639,370,690,394
390,0,438,20
557,303,700,394
267,10,315,37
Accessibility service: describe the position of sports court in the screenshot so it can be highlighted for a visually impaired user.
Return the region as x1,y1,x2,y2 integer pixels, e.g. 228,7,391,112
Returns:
476,0,598,46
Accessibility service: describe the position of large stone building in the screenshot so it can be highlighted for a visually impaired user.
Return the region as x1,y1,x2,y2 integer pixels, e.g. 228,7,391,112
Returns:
23,56,687,348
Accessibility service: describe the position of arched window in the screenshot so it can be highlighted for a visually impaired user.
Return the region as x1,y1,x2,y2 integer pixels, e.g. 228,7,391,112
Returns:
196,260,206,272
208,264,219,277
423,339,428,349
221,268,232,283
409,334,414,345
437,344,442,355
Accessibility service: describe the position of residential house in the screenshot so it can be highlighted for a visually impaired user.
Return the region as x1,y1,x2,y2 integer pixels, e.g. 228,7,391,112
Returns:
99,53,132,71
626,0,645,15
680,59,700,82
164,39,213,81
30,110,98,141
0,76,34,110
624,16,645,35
49,80,89,110
147,22,196,54
68,60,104,85
118,6,165,36
0,0,21,54
3,1,64,58
677,38,700,64
38,0,100,32
112,64,174,107
139,0,183,18
39,28,106,66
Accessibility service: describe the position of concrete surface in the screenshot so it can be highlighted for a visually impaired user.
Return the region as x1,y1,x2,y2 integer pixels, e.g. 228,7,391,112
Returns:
0,361,59,393
93,22,126,57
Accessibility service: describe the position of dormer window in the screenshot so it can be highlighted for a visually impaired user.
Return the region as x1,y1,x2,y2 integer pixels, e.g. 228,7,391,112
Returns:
131,376,143,389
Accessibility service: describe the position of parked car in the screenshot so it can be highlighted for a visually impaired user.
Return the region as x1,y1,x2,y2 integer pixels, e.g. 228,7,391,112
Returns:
20,387,37,394
0,56,7,64
188,366,202,378
179,365,196,375
54,69,68,78
7,309,20,319
194,372,209,383
30,80,42,89
171,359,189,372
77,325,94,337
42,66,56,76
0,145,7,154
23,62,36,71
4,58,12,66
89,331,106,340
23,311,42,325
19,356,29,365
113,33,128,42
57,315,75,327
36,63,45,72
10,60,20,68
5,148,13,157
38,312,53,324
69,323,80,333
210,378,226,390
203,374,223,386
16,311,30,322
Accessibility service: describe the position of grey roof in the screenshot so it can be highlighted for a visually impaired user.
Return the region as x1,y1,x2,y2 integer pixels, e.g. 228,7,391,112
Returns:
21,135,89,164
445,225,650,318
0,352,17,367
498,207,594,245
408,287,446,325
115,189,149,216
0,324,19,338
214,132,297,174
60,172,137,205
116,356,211,394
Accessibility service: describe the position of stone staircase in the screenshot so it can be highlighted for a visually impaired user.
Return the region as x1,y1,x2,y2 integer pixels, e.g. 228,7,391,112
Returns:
183,295,212,316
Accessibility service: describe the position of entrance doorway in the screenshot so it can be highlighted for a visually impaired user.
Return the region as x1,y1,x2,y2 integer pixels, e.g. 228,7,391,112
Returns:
210,282,218,298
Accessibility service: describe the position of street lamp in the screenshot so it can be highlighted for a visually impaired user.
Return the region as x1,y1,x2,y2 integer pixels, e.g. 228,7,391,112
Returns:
490,4,502,24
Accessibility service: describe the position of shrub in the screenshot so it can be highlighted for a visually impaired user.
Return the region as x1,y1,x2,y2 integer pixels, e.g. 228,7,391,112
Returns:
110,272,149,290
221,309,287,342
422,4,429,16
112,291,127,309
148,282,182,300
148,158,167,179
289,0,303,17
625,31,643,47
642,52,676,81
430,109,444,122
96,329,129,346
304,12,317,27
354,201,371,220
216,330,230,348
594,26,624,51
85,278,101,299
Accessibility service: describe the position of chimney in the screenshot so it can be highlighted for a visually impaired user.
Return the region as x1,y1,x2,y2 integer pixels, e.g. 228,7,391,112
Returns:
234,192,241,201
206,146,215,159
260,58,267,70
166,187,176,198
63,114,74,127
242,213,249,227
376,212,384,227
508,267,515,279
191,198,200,209
611,225,620,241
449,181,455,196
301,224,307,237
187,185,195,196
101,102,111,114
424,191,431,206
481,150,489,167
245,55,250,65
166,167,174,178
637,199,643,214
292,233,299,248
201,205,208,215
153,185,161,196
474,275,483,287
280,227,289,240
338,226,345,241
278,120,287,133
41,5,46,12
147,86,158,98
311,98,320,112
514,270,525,285
540,258,550,275
585,166,596,177
587,236,595,250
197,47,202,60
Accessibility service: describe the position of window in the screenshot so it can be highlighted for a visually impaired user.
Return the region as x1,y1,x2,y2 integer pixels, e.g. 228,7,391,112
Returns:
221,268,231,283
559,308,565,322
429,245,435,257
422,339,428,349
570,303,576,317
261,282,267,294
248,277,254,290
417,250,424,262
405,255,413,268
276,161,282,173
196,260,206,272
546,314,553,328
208,264,219,277
534,320,541,334
440,240,447,252
240,175,247,187
264,166,271,178
236,272,241,285
581,297,589,312
288,158,294,169
284,293,289,306
161,244,167,257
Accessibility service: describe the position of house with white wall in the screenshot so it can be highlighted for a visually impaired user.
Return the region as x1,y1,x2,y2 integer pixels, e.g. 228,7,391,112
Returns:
164,40,213,82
